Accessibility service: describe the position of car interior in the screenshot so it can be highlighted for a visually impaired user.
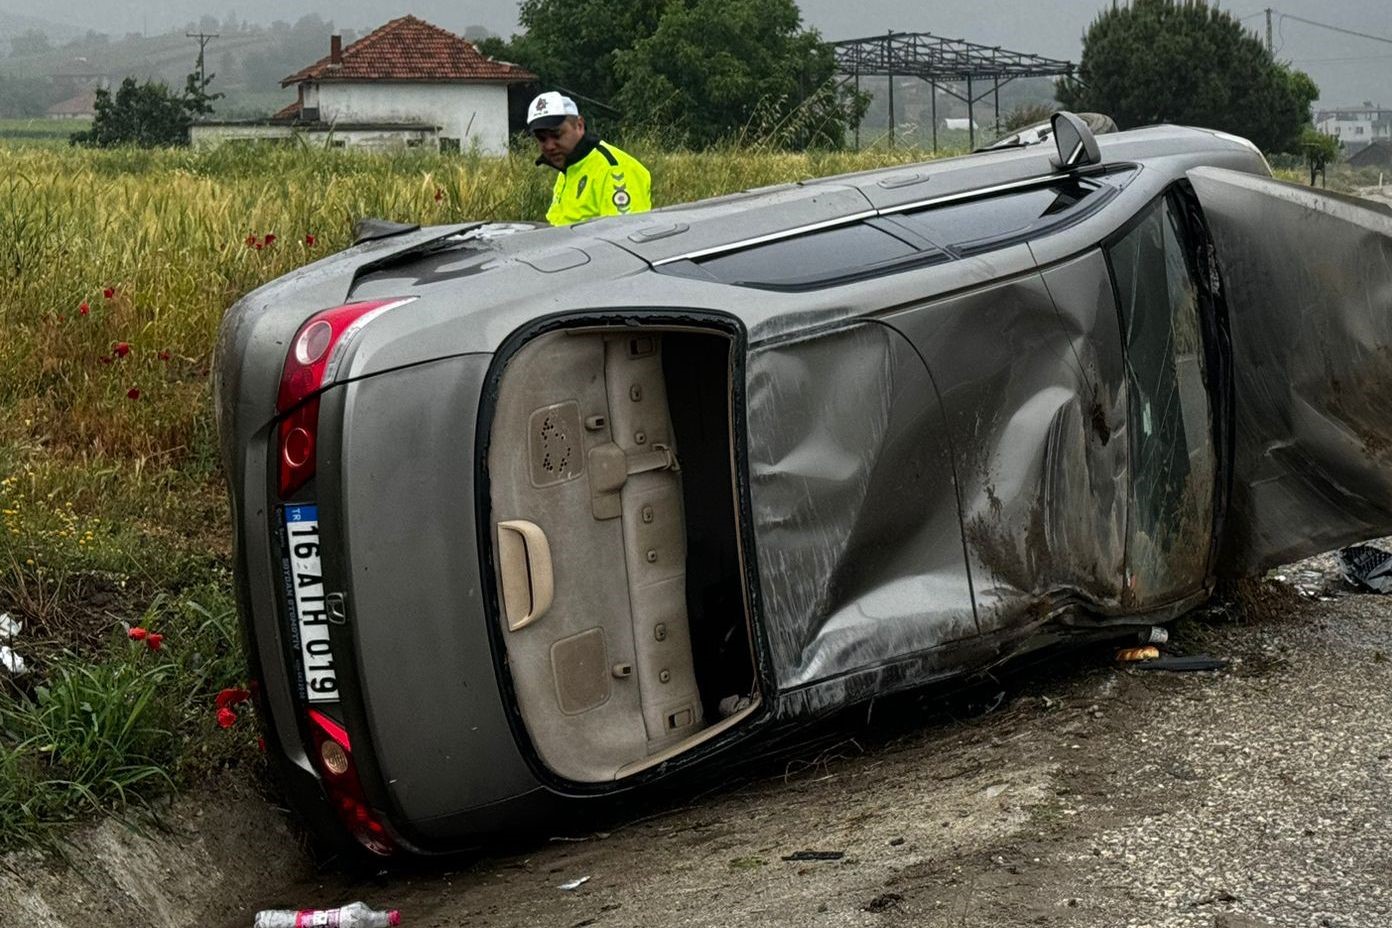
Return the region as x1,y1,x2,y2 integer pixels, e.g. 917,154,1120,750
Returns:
486,326,759,783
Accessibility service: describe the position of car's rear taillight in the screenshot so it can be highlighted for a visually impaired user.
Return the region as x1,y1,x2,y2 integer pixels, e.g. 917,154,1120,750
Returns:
306,709,397,856
276,298,416,497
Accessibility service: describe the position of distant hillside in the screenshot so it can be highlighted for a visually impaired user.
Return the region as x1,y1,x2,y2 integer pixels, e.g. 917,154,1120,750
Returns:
0,13,504,119
0,15,350,117
0,8,85,54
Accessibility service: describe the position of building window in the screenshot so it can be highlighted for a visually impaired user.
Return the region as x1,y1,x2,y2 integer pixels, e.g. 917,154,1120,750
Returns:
406,138,423,148
439,137,461,153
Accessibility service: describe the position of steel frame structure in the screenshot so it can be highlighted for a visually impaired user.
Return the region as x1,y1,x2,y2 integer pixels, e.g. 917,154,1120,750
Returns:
833,31,1076,150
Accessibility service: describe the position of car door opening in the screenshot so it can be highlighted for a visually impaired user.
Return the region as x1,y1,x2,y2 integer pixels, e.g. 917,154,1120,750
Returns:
486,325,759,783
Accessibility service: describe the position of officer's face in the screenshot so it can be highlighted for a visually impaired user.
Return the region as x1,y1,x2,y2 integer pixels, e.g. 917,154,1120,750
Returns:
533,116,586,168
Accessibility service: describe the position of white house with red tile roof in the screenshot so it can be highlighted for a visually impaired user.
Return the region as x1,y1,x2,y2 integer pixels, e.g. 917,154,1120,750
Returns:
191,16,535,153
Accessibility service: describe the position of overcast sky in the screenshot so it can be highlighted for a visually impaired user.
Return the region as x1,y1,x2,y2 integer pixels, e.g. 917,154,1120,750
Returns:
4,0,1391,105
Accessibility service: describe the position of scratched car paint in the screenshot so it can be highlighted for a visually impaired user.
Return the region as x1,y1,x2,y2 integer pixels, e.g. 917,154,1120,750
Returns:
214,114,1392,855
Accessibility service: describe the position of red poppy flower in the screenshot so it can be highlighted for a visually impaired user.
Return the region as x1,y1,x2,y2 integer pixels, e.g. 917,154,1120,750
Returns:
263,233,276,245
215,687,251,710
434,187,444,202
304,233,316,247
127,626,148,640
245,234,257,247
216,707,237,729
79,301,90,316
257,736,267,752
112,342,130,358
254,242,264,251
127,387,141,400
158,350,171,361
103,287,116,300
146,632,162,650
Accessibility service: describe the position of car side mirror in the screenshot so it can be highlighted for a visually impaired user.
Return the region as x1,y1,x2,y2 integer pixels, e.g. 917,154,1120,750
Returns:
1052,111,1102,171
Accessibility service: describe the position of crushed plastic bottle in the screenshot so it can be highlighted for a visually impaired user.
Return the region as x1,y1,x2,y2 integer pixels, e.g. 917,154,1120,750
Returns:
253,901,400,928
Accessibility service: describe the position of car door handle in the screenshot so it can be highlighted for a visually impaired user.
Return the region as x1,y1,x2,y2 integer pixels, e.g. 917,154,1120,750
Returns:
497,520,554,632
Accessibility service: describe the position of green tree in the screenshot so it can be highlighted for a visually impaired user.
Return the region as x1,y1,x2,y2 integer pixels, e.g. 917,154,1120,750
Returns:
501,0,671,106
613,0,856,148
1057,0,1318,153
0,75,67,118
1299,126,1340,186
70,71,222,148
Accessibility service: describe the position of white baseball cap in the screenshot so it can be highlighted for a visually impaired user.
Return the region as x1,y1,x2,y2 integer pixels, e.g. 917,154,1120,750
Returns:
527,91,580,130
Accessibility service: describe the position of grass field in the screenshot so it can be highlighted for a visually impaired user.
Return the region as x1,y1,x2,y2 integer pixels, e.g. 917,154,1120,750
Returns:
0,139,943,849
0,118,91,148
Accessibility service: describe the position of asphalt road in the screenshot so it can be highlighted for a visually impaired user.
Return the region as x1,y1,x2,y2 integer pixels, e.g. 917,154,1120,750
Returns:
236,553,1392,928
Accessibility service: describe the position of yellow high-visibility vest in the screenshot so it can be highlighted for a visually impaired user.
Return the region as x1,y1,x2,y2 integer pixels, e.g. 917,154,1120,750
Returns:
543,136,652,226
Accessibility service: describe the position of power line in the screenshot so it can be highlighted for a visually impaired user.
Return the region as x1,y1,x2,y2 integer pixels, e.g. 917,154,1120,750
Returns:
1292,54,1392,64
1275,11,1392,47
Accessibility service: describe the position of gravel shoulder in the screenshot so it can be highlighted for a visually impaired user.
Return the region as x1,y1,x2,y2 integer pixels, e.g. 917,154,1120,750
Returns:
11,555,1392,928
230,555,1392,928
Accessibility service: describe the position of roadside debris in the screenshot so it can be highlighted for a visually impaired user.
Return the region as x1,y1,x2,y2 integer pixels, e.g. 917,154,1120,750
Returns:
253,901,400,927
0,613,26,676
558,876,591,891
1337,544,1392,593
1116,633,1229,673
862,892,904,912
548,831,610,843
781,850,845,861
1134,655,1229,672
1138,626,1169,645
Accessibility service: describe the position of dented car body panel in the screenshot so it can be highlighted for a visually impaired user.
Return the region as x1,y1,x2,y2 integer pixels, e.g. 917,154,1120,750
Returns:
1187,167,1392,575
215,123,1391,853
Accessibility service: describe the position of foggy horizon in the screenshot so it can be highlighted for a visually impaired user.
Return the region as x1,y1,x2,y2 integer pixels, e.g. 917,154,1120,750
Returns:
3,0,1390,106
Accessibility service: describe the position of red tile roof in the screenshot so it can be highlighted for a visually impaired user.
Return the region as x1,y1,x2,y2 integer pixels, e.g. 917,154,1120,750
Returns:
271,100,302,122
47,90,97,117
281,16,535,86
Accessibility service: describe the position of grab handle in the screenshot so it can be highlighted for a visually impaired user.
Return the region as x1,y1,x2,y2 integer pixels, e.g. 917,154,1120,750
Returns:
497,520,554,631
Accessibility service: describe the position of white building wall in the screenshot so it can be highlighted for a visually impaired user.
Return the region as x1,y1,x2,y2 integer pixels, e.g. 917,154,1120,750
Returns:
1316,111,1390,143
317,81,510,153
191,123,438,151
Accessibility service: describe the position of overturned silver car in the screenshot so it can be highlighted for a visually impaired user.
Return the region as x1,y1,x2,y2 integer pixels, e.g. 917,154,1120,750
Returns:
215,114,1392,855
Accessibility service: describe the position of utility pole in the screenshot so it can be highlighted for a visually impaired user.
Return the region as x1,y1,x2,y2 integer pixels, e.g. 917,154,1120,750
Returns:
186,31,219,87
886,30,895,150
1265,8,1274,55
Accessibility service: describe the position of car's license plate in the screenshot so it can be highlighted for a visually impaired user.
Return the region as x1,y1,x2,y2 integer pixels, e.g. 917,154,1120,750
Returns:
282,504,336,703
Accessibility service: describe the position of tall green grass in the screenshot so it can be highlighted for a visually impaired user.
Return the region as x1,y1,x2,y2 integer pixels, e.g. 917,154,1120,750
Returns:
0,139,946,848
0,118,91,149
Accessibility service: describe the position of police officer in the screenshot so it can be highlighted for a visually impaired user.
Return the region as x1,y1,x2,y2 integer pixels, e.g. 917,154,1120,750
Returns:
527,91,651,226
